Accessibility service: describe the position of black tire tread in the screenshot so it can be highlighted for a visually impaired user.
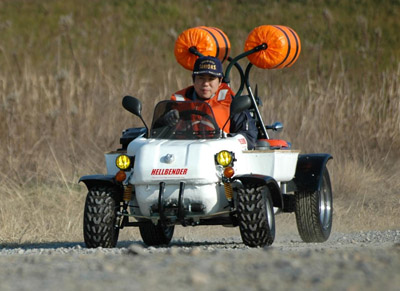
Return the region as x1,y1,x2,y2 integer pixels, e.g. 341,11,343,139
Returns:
237,185,275,247
139,222,174,246
295,169,332,242
83,186,120,248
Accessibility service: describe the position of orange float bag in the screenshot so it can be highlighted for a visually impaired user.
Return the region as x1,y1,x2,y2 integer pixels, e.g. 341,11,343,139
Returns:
174,26,231,71
244,25,301,69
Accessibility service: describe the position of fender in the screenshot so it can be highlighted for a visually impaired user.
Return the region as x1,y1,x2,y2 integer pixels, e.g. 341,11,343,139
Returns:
233,174,283,209
293,153,333,193
79,175,120,190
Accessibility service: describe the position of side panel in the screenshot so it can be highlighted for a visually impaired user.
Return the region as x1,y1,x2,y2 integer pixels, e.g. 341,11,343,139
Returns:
293,154,333,193
235,150,299,182
105,153,122,175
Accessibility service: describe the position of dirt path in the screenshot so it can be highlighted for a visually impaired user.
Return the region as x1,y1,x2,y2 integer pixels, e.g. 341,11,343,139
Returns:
0,228,399,291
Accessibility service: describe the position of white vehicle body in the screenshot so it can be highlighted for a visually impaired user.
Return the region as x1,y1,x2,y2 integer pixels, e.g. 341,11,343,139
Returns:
81,96,333,249
105,135,299,219
80,48,333,248
79,23,334,248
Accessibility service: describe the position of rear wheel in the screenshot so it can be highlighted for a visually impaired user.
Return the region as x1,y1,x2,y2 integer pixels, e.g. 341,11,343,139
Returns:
237,185,275,247
295,167,333,242
83,186,121,248
139,221,175,246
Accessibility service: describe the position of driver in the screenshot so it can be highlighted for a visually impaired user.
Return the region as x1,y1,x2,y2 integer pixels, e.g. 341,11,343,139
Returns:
167,56,258,149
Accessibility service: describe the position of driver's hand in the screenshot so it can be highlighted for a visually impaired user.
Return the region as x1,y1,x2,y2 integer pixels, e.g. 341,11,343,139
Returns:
164,109,180,127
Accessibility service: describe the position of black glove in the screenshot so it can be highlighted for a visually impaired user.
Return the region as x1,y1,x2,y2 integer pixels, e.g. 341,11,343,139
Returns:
163,109,180,127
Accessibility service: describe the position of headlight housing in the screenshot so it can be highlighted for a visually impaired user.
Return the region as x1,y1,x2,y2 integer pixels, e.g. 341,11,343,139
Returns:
215,150,234,167
116,154,132,170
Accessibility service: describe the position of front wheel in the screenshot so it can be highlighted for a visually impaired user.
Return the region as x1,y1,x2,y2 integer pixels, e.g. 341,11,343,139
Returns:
295,167,333,242
83,186,121,248
139,221,175,246
237,184,275,247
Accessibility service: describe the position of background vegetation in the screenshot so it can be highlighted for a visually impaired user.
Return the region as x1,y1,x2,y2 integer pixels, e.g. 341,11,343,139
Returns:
0,0,399,243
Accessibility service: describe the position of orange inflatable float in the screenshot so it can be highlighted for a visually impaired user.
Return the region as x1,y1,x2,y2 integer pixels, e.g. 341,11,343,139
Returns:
244,25,301,69
174,26,231,71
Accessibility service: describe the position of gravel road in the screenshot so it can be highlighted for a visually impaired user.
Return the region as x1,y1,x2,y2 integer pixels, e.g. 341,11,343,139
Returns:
0,228,399,291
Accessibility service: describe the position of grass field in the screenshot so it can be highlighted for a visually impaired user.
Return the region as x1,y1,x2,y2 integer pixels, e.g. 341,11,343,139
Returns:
0,0,399,243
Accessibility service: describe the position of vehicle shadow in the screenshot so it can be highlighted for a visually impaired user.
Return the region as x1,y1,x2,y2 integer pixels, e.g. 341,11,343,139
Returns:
0,239,242,250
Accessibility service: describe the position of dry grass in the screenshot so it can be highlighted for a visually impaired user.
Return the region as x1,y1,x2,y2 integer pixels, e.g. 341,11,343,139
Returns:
1,56,398,244
0,0,399,244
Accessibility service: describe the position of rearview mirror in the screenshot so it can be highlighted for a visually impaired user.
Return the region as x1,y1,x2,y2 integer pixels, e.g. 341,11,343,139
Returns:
266,122,283,132
122,96,143,118
230,95,252,116
221,95,252,134
122,95,148,137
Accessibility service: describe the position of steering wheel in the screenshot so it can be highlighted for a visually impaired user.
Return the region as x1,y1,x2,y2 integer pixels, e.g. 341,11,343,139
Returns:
178,109,219,129
176,109,220,138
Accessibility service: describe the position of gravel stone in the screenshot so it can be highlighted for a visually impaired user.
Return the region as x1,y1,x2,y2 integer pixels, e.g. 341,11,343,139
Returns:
0,230,399,290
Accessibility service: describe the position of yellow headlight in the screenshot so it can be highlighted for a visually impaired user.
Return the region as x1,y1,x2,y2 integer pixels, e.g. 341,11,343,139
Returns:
116,154,131,170
216,150,232,167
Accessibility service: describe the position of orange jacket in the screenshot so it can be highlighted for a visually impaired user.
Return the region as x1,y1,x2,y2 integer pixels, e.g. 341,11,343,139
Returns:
171,83,234,132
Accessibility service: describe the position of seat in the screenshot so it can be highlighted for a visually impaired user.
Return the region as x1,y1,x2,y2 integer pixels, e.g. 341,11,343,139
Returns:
255,139,291,150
